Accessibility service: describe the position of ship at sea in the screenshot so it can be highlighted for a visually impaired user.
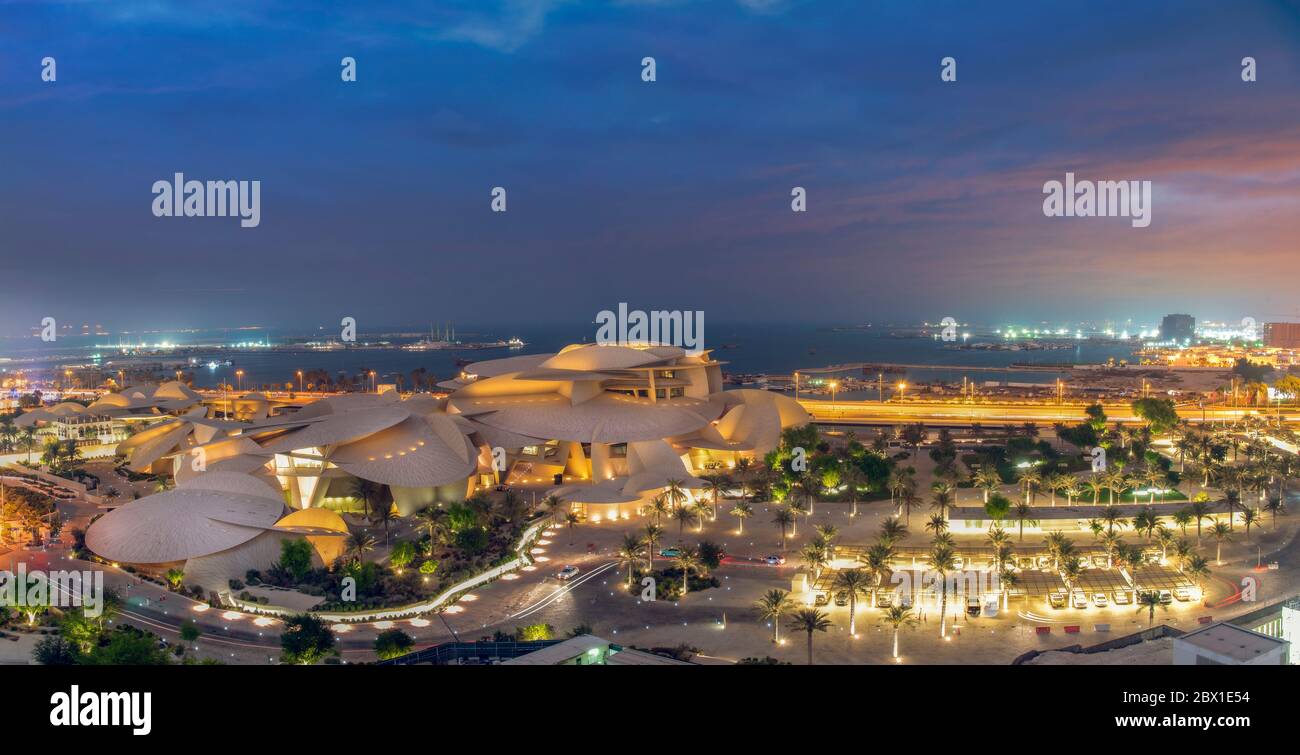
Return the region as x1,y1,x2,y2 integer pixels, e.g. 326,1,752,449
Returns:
402,323,526,352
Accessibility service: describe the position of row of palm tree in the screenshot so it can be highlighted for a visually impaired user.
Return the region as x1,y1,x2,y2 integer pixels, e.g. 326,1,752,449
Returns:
752,588,918,663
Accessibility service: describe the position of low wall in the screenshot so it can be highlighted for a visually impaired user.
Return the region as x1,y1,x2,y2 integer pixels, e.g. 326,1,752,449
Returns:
223,517,551,622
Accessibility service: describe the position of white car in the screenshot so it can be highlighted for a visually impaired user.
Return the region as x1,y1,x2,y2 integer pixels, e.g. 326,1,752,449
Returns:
556,565,580,581
1071,592,1088,609
1092,592,1108,608
1173,588,1192,602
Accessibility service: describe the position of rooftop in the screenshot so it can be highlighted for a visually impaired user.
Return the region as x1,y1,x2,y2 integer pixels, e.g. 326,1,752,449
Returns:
1175,622,1287,663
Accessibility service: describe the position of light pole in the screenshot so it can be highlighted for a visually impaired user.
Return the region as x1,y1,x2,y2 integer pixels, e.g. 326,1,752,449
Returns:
829,380,839,412
793,372,799,401
296,370,303,394
896,382,907,402
370,370,377,393
235,369,244,392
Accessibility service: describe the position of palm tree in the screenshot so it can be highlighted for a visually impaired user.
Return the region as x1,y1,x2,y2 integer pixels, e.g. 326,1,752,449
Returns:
924,514,948,539
1118,545,1145,604
729,500,753,535
1264,495,1286,529
754,589,795,644
1154,527,1176,563
929,486,954,520
1184,555,1211,594
798,543,828,580
772,507,795,550
1132,507,1160,541
673,545,700,600
349,477,385,520
672,504,698,535
787,497,809,536
617,534,644,585
1210,521,1233,565
842,464,865,518
643,524,664,570
986,526,1011,555
414,506,445,549
898,488,922,526
833,569,872,636
1086,474,1106,505
927,544,957,638
888,469,913,507
346,531,376,564
647,494,670,525
663,479,688,510
1100,505,1126,535
1136,590,1167,626
372,502,400,546
1172,537,1194,572
20,428,35,464
864,542,894,605
814,525,839,565
1017,467,1041,505
786,608,831,665
878,517,908,546
973,467,1002,504
1188,500,1212,545
565,511,580,529
700,474,728,521
1060,556,1082,603
1241,508,1261,541
1172,508,1193,537
1011,502,1038,542
879,605,918,660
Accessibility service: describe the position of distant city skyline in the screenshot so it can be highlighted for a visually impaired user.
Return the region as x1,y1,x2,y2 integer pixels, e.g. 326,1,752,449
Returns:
3,0,1299,336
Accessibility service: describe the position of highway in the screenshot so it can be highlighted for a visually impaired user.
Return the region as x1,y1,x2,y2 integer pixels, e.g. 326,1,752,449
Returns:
797,398,1300,427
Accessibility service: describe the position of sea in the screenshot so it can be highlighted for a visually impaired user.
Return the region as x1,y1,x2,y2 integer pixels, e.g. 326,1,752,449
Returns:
0,323,1140,396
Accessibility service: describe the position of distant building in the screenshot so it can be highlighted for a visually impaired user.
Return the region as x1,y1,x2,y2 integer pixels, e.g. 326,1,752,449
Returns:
1160,313,1195,344
1264,322,1300,349
1173,622,1288,666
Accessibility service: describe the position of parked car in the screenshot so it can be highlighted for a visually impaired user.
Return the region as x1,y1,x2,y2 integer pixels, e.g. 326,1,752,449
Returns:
764,554,786,565
1112,590,1132,605
1092,592,1109,608
966,596,981,616
659,547,681,558
1158,589,1174,605
1071,592,1088,609
1047,592,1067,609
876,592,893,608
556,565,580,581
1172,587,1192,602
814,592,830,607
834,591,849,607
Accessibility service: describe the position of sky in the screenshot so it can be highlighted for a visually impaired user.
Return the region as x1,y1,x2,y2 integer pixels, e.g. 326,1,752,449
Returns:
2,0,1299,336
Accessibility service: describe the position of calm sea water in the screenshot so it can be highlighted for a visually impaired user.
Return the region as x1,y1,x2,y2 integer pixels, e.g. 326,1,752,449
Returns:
0,323,1139,392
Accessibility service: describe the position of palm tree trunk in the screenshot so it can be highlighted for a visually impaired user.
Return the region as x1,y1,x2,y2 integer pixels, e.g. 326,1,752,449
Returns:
806,632,814,665
892,629,899,659
939,583,948,638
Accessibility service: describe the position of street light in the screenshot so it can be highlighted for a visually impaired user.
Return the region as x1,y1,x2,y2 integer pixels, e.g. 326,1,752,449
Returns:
370,370,377,393
896,382,907,401
828,380,839,411
296,370,303,393
235,369,244,391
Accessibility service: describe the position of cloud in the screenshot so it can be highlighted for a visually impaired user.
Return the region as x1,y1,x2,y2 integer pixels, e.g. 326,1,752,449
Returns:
437,0,572,53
